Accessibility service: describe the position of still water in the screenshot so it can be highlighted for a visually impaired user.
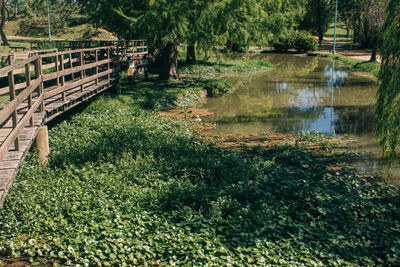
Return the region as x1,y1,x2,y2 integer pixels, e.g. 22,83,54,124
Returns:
198,54,399,184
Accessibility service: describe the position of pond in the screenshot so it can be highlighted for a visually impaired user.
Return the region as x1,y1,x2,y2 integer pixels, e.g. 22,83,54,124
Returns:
198,53,400,185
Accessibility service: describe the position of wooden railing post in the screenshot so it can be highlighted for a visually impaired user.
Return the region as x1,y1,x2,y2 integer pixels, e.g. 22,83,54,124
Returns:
35,58,44,112
95,50,98,86
60,54,66,102
8,70,19,151
107,48,111,81
69,50,74,80
8,55,14,66
25,63,33,127
80,51,84,92
55,54,60,87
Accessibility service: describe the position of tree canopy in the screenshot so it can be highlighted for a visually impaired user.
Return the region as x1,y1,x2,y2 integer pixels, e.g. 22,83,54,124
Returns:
300,0,334,44
78,0,308,79
375,0,400,160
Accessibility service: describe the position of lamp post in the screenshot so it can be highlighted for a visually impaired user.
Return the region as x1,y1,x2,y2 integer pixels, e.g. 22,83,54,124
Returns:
46,0,51,41
332,0,338,54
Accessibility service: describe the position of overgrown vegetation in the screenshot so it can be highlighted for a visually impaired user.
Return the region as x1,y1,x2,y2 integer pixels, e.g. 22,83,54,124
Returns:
0,60,399,265
317,53,380,78
178,56,272,76
375,0,400,161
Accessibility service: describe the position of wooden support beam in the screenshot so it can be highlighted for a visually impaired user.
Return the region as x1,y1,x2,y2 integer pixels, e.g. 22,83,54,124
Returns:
95,50,98,86
25,63,33,127
8,70,19,151
55,54,60,87
60,55,66,102
80,52,84,92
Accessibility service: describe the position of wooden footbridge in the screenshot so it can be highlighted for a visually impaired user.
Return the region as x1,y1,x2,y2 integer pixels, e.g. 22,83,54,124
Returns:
0,40,148,206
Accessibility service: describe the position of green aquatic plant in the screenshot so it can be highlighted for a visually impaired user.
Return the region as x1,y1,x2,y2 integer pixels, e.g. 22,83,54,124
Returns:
0,99,398,265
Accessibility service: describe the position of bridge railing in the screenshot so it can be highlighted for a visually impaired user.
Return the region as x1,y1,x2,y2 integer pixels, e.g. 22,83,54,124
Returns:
0,56,43,156
0,46,116,158
0,40,149,158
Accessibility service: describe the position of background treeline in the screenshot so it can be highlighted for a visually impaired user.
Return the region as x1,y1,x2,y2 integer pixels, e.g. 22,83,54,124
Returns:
0,0,391,78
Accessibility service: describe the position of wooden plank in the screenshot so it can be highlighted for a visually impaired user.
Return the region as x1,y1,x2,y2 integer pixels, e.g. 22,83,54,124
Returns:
0,169,15,179
0,160,19,169
127,51,148,56
0,151,24,161
0,179,9,189
44,80,112,122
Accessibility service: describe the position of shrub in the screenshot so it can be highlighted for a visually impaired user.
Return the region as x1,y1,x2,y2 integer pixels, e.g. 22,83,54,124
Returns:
294,31,319,52
203,79,233,97
273,34,296,52
273,31,319,53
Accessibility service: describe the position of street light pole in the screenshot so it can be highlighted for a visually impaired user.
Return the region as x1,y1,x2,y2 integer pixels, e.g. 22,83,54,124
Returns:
333,0,338,54
46,0,51,41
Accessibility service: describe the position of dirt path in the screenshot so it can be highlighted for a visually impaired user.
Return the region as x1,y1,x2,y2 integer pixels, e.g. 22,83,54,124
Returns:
319,38,381,62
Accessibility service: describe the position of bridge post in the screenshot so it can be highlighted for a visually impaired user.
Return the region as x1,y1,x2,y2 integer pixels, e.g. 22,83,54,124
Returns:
36,125,49,163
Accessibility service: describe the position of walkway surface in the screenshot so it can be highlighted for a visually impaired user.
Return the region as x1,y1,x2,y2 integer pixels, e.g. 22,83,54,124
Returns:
319,38,381,62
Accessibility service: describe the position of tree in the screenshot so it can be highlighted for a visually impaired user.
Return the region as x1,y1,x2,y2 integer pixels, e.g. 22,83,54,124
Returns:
79,0,258,79
338,0,388,60
0,0,8,45
79,0,307,79
375,0,400,161
300,0,334,44
362,0,388,61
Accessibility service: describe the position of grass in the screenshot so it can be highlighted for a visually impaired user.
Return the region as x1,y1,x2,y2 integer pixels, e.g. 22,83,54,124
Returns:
118,73,224,110
0,53,399,266
325,22,352,41
178,55,272,77
4,18,115,41
317,53,381,78
1,18,115,53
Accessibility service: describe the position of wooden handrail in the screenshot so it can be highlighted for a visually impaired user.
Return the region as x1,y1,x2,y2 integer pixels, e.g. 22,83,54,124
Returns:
0,56,39,77
0,41,148,157
0,94,44,157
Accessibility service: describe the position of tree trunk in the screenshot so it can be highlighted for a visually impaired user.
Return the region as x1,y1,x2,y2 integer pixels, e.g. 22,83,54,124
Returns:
186,44,196,64
318,31,323,44
370,37,379,62
0,0,8,45
159,42,179,80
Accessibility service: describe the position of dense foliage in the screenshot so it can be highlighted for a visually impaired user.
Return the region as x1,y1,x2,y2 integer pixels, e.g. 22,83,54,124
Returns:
375,0,400,160
0,71,399,265
339,0,388,51
300,0,334,44
77,0,306,79
273,31,318,52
